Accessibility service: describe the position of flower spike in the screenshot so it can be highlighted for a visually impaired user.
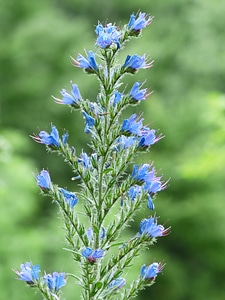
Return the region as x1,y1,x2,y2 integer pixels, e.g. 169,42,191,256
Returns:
18,12,170,300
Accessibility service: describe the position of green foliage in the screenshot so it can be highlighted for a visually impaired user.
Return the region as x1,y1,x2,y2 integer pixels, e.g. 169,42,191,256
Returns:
1,0,225,299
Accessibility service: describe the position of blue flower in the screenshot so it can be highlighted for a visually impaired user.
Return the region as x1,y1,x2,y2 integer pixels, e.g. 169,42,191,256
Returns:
81,247,105,263
78,152,91,168
95,23,120,48
36,170,51,190
32,125,60,148
14,262,40,283
62,131,69,145
60,188,78,209
72,51,98,72
147,194,154,210
144,179,163,194
44,272,67,292
113,91,123,106
99,227,106,239
54,83,82,107
115,135,136,151
131,165,166,195
108,277,126,289
130,82,148,101
122,114,143,135
141,262,164,280
128,185,142,200
128,12,153,32
82,111,95,133
122,55,147,71
88,102,104,116
128,185,154,210
138,129,160,147
131,164,155,183
139,216,170,237
132,163,166,194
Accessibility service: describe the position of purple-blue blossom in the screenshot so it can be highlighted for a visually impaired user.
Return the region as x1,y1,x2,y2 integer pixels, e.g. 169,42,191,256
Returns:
32,125,60,148
32,125,69,148
128,185,142,200
122,114,143,135
36,170,51,190
62,131,69,144
72,51,98,72
131,163,167,194
95,23,120,48
44,272,67,292
88,102,104,116
141,262,164,280
81,247,105,263
147,194,154,210
14,262,40,283
128,12,153,31
54,83,82,107
122,54,148,71
77,152,98,173
113,91,123,106
82,111,95,133
121,114,161,146
128,185,154,210
129,82,148,101
60,188,78,209
78,152,91,168
144,177,167,194
108,277,126,289
131,164,155,183
115,135,136,151
139,216,170,237
138,129,161,147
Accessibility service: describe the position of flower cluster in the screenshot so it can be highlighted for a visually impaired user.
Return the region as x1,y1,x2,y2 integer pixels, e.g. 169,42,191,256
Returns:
14,262,66,294
122,113,162,147
95,23,121,48
15,12,170,300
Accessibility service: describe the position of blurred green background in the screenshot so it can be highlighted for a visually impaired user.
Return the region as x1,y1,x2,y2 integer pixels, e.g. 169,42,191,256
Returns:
1,0,225,299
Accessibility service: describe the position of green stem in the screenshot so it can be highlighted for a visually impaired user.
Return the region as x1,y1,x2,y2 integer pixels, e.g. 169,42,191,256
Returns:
97,237,152,299
52,191,87,247
59,145,98,206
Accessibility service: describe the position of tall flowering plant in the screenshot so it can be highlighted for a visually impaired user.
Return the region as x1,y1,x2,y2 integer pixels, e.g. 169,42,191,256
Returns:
14,12,170,300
